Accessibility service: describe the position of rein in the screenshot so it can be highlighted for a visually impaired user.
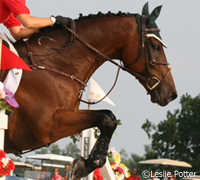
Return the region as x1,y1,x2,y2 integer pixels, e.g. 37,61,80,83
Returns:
64,15,171,96
38,19,76,50
25,15,171,106
25,19,87,88
65,26,149,83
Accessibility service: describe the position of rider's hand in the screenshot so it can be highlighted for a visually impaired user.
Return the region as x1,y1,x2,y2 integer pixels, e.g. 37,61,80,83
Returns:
51,16,70,26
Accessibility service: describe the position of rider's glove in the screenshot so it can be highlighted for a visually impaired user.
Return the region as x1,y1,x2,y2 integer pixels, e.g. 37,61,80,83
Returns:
51,16,70,26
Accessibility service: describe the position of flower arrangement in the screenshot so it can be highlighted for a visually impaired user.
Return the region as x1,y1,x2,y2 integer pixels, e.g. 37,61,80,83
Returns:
93,168,103,180
70,132,82,143
0,82,19,110
0,150,15,177
108,147,130,180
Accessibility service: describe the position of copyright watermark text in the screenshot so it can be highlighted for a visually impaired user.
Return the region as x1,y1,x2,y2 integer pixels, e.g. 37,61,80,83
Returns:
142,170,197,178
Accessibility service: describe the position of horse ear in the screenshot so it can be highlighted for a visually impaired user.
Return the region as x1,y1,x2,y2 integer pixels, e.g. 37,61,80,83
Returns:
142,2,149,16
148,5,162,25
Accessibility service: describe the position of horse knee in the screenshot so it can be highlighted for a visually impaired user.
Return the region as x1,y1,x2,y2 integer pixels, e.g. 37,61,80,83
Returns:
85,110,117,171
98,110,117,132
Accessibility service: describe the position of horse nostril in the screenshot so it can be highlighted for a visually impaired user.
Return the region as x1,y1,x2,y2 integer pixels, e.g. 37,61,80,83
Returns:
170,91,178,101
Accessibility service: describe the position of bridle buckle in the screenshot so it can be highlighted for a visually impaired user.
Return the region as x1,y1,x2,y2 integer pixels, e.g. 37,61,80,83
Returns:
150,59,156,65
146,77,160,90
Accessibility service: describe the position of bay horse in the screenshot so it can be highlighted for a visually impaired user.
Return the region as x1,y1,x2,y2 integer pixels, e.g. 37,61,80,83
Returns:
4,3,177,180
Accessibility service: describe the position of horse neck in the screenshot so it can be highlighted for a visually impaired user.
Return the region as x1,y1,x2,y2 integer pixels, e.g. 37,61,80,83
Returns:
75,15,138,78
14,15,139,83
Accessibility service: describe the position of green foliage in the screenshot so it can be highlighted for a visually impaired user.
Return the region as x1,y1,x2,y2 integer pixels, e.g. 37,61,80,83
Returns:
108,151,115,165
116,119,122,125
61,142,81,158
34,142,81,158
70,134,81,144
120,148,128,159
10,157,22,162
0,98,10,110
141,119,156,139
35,143,61,155
142,93,200,174
49,143,61,155
119,147,158,180
94,127,101,139
144,144,158,160
35,147,48,154
119,149,139,174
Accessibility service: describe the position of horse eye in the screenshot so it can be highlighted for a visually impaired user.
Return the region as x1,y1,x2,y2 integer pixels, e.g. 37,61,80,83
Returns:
153,45,160,51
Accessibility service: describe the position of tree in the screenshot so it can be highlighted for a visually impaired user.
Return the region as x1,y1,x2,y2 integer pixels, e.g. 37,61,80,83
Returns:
142,93,200,173
144,144,158,160
119,146,157,176
120,148,129,161
9,157,22,162
35,147,49,154
61,142,81,158
49,143,61,155
34,142,81,158
120,148,136,170
35,143,60,154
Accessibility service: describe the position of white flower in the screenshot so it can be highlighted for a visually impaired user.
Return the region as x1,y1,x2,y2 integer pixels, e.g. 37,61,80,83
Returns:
111,147,117,153
0,82,6,98
123,167,129,177
115,174,123,180
0,82,4,90
1,158,10,168
0,89,6,98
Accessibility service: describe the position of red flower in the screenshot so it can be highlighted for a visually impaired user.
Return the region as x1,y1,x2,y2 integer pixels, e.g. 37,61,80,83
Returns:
0,150,15,177
0,168,4,176
0,150,6,160
112,161,116,165
4,168,10,175
116,166,124,173
0,167,6,176
93,168,103,180
7,160,15,170
0,161,3,169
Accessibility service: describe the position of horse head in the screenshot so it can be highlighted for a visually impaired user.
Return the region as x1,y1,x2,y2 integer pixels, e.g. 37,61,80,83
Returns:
121,2,177,106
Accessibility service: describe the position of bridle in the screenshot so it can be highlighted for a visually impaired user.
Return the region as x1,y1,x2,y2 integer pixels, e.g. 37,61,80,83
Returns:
119,15,172,95
64,15,172,96
123,15,172,95
26,15,172,103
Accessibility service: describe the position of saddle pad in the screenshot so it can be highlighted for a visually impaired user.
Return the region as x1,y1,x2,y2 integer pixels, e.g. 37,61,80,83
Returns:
0,32,22,94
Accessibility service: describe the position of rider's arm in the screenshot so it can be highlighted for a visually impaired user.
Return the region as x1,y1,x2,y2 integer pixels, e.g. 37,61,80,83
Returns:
16,14,52,29
3,0,53,40
4,0,52,28
8,26,39,40
8,14,53,40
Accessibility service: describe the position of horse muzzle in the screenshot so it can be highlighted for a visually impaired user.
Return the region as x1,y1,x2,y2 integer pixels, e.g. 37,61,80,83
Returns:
151,88,177,106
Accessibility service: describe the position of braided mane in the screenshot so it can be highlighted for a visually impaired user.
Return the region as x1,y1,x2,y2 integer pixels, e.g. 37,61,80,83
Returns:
15,11,136,42
75,11,136,22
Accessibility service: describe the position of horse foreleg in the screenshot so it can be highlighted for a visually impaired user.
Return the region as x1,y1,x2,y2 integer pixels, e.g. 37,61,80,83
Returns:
70,110,117,180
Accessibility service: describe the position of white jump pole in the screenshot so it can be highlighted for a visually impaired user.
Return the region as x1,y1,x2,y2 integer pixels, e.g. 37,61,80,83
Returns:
0,110,8,150
0,110,7,150
81,78,116,180
0,39,8,180
80,102,95,180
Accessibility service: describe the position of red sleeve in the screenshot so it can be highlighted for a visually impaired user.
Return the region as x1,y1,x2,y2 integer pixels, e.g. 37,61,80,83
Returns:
4,0,30,17
3,14,21,28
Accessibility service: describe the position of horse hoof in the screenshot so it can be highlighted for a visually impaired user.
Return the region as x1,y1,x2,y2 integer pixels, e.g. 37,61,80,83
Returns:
71,156,92,180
